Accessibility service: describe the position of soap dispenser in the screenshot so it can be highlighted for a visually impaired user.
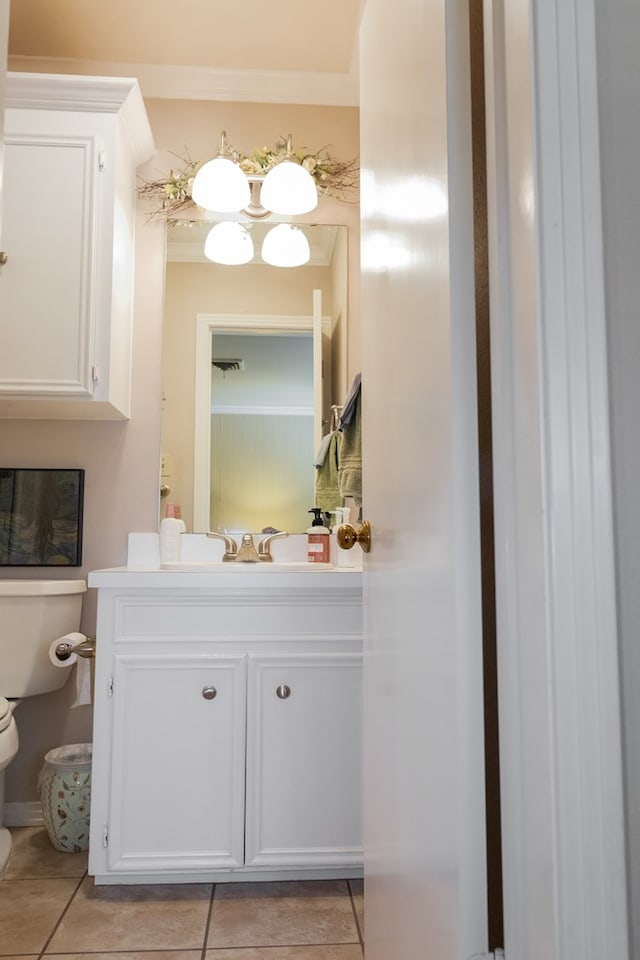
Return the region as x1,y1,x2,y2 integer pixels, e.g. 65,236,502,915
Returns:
333,506,354,567
307,507,331,563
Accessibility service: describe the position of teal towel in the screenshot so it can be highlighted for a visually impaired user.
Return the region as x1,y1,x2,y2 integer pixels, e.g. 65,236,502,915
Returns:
315,431,343,514
338,393,362,506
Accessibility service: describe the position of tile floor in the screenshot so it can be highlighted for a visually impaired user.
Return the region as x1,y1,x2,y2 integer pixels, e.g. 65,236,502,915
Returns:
0,828,364,960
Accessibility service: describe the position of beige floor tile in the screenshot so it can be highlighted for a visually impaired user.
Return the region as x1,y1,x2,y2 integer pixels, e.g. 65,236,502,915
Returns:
207,881,359,949
206,948,363,959
6,827,88,879
52,954,200,960
0,877,80,955
348,880,364,940
47,878,213,953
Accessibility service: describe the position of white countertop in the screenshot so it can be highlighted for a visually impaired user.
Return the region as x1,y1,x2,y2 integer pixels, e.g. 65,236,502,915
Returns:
89,532,364,589
88,562,362,590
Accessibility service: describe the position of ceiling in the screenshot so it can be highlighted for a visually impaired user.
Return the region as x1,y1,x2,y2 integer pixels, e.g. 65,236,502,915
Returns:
7,0,363,105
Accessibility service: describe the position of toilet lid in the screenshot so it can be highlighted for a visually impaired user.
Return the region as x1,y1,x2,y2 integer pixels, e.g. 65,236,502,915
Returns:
0,697,12,733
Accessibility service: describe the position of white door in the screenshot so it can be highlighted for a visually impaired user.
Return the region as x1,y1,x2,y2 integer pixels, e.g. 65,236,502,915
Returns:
359,0,489,957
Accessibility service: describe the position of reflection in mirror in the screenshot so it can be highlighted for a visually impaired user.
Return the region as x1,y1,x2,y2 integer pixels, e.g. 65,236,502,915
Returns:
161,222,349,534
209,328,313,533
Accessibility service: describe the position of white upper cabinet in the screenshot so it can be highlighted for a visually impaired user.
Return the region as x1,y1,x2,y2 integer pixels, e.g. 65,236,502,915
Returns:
0,1,9,239
0,73,155,419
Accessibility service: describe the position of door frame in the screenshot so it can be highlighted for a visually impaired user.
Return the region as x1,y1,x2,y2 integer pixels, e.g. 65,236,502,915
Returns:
484,1,629,955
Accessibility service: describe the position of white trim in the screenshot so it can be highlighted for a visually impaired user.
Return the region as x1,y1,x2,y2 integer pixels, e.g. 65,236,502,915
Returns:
212,405,313,417
485,0,629,956
3,801,44,827
7,57,359,108
6,72,155,166
531,1,629,957
92,866,363,885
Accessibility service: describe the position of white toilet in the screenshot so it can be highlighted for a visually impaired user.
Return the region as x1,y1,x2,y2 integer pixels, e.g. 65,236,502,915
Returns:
0,579,86,875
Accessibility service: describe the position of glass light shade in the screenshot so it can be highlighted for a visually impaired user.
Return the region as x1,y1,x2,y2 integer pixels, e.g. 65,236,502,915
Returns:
261,224,310,268
260,161,318,215
204,221,254,265
191,157,251,212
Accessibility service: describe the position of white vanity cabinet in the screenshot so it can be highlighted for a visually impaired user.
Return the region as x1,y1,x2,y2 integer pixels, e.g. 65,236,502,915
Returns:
88,568,363,884
0,73,155,419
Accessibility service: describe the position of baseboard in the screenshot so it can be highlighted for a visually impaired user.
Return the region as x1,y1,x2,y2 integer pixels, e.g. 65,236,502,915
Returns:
4,801,44,827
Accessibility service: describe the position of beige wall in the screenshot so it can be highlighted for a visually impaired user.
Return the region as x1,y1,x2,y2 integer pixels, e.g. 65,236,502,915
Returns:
2,94,359,802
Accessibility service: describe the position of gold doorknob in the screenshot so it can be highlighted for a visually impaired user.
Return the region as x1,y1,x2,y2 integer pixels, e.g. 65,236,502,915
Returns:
337,520,371,553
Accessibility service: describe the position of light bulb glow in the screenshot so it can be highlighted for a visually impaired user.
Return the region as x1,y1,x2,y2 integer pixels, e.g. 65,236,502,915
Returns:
191,156,251,213
261,224,310,268
260,161,318,215
204,221,254,265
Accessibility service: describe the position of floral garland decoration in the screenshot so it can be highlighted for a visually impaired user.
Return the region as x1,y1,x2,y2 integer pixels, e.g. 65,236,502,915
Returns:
138,136,359,219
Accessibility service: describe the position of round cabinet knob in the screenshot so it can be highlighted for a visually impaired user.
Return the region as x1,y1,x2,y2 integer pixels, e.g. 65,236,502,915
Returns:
276,684,291,699
0,252,7,265
202,686,217,700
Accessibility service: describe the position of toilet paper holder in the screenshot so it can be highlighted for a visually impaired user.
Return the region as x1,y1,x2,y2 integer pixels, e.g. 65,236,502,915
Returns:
54,636,96,662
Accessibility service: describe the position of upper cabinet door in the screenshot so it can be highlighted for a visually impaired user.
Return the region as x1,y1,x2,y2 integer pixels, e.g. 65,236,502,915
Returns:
0,0,9,244
0,122,101,400
0,73,154,420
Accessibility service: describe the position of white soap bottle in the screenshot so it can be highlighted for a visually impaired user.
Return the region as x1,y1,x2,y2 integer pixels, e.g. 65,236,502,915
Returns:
159,502,183,564
333,505,354,567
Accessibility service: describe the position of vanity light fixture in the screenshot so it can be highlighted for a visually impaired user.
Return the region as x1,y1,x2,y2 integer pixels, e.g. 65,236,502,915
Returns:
261,224,311,268
191,131,251,213
192,132,318,218
259,135,318,216
203,221,254,265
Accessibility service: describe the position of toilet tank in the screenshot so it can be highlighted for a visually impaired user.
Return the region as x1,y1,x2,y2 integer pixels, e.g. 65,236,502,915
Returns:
0,580,86,698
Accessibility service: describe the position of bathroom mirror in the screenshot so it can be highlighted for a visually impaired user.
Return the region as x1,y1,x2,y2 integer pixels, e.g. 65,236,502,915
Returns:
161,221,350,533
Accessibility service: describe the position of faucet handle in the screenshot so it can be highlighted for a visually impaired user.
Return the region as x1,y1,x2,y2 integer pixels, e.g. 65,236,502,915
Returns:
206,531,238,561
258,531,289,562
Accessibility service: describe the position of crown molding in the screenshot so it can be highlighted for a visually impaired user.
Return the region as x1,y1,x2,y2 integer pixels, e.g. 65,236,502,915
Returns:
6,71,155,165
7,56,359,107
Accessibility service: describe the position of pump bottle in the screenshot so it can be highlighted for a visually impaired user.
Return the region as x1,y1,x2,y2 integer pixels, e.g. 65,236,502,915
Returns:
307,507,331,563
159,502,184,564
333,506,354,567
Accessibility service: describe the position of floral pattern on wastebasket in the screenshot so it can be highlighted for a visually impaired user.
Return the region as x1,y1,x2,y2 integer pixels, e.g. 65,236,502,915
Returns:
38,744,92,853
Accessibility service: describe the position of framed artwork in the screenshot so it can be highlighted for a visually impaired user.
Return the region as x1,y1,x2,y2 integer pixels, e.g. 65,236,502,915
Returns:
0,468,85,567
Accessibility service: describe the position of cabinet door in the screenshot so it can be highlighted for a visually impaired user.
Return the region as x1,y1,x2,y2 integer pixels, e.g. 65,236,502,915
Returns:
0,127,101,398
0,0,8,239
245,653,363,868
107,654,246,873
